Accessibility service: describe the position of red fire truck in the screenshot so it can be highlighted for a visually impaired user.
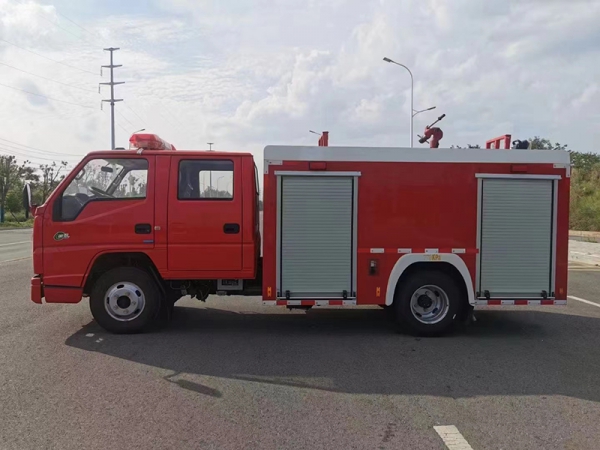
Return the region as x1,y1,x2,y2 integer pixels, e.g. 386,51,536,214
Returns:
28,133,571,336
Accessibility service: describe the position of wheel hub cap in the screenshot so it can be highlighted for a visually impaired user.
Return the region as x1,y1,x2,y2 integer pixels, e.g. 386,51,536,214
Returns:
105,282,146,322
410,285,450,325
417,294,433,309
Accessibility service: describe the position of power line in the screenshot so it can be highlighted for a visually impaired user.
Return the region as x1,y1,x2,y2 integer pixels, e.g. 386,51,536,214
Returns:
0,81,95,109
0,38,97,75
0,137,83,157
123,101,146,125
117,110,136,129
0,143,82,162
52,9,105,45
116,121,131,136
0,61,96,93
14,0,101,47
0,153,76,172
0,146,77,163
156,99,184,130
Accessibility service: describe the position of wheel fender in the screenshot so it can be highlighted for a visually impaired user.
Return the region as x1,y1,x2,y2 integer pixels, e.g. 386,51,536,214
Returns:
385,253,475,306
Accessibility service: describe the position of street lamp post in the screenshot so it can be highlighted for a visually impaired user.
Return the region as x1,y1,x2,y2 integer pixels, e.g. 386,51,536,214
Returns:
217,176,225,196
207,142,214,197
412,106,436,118
383,57,414,147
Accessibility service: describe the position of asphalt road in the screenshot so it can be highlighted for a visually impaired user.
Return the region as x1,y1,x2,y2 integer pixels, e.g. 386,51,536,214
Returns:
0,228,32,263
1,256,600,450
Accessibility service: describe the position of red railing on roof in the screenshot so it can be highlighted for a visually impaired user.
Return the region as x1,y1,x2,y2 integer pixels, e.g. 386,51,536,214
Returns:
485,134,511,149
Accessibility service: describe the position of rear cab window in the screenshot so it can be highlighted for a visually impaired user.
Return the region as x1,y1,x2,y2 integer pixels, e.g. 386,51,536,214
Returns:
178,160,234,200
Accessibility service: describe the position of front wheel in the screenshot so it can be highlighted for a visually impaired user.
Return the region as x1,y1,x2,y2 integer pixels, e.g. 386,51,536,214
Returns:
89,267,162,334
393,270,463,336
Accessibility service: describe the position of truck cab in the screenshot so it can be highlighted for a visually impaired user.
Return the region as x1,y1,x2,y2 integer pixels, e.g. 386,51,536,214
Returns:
31,136,261,333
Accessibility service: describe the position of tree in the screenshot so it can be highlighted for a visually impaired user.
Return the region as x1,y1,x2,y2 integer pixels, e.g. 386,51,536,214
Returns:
39,161,68,203
0,156,32,222
450,144,481,149
570,151,600,173
528,137,568,151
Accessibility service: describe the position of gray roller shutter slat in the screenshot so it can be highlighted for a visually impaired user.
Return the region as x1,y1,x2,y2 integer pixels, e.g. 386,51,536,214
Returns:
280,176,353,298
480,178,553,297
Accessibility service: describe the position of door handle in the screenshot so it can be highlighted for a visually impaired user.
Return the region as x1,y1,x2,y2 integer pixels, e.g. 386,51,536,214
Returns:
223,223,240,234
135,223,152,234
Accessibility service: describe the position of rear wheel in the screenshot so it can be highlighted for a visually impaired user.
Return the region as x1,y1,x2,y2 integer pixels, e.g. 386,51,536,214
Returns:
89,267,162,334
393,269,463,336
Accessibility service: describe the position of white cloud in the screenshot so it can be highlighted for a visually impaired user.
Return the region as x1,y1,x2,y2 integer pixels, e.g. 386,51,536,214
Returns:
1,0,600,178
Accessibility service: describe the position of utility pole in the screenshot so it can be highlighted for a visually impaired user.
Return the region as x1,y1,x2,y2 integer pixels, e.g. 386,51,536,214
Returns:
100,48,124,149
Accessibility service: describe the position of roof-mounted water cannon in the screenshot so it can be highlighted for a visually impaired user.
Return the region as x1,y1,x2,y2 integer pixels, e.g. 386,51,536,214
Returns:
129,133,177,151
418,114,445,148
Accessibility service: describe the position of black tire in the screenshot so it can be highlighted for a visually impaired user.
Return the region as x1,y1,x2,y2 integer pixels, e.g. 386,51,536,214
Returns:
393,270,463,337
89,267,162,334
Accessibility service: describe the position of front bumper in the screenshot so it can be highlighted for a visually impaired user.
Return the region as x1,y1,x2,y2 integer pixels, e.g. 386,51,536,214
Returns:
31,276,43,304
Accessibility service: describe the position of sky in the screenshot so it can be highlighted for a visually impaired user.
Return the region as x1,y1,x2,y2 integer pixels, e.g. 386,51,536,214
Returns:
0,0,599,175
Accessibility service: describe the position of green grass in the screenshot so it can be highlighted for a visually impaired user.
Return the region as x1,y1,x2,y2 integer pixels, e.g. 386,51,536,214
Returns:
0,218,33,228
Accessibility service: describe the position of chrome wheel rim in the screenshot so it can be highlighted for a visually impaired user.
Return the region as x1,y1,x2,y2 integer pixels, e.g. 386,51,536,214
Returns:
104,282,146,322
410,284,450,324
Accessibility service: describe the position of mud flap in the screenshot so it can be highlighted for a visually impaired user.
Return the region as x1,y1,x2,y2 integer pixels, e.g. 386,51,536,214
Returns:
152,295,174,330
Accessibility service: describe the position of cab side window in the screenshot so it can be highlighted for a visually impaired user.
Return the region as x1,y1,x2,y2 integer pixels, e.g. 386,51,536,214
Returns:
178,160,234,200
58,158,148,221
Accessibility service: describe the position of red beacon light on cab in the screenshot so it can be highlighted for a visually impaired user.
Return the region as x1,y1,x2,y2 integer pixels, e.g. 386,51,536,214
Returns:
129,133,177,151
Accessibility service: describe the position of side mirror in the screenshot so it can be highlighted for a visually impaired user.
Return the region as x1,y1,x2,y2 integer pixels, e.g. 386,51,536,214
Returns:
22,183,35,218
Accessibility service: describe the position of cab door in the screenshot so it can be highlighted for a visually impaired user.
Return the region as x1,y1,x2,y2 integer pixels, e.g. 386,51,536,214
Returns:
167,156,243,272
42,155,155,287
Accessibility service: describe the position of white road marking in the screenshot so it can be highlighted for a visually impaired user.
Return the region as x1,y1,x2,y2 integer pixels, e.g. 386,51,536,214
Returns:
85,333,94,337
434,425,474,450
0,256,32,264
0,240,30,248
571,250,600,257
568,295,600,309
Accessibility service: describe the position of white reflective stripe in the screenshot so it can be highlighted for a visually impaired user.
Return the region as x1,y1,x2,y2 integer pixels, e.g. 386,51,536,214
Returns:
434,425,474,450
315,300,330,306
370,248,384,254
343,300,357,305
262,301,276,305
452,248,466,254
425,248,439,254
475,299,565,306
398,248,412,253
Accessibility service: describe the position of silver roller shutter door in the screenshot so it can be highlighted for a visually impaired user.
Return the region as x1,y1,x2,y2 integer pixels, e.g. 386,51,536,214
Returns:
480,178,554,298
280,176,354,298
